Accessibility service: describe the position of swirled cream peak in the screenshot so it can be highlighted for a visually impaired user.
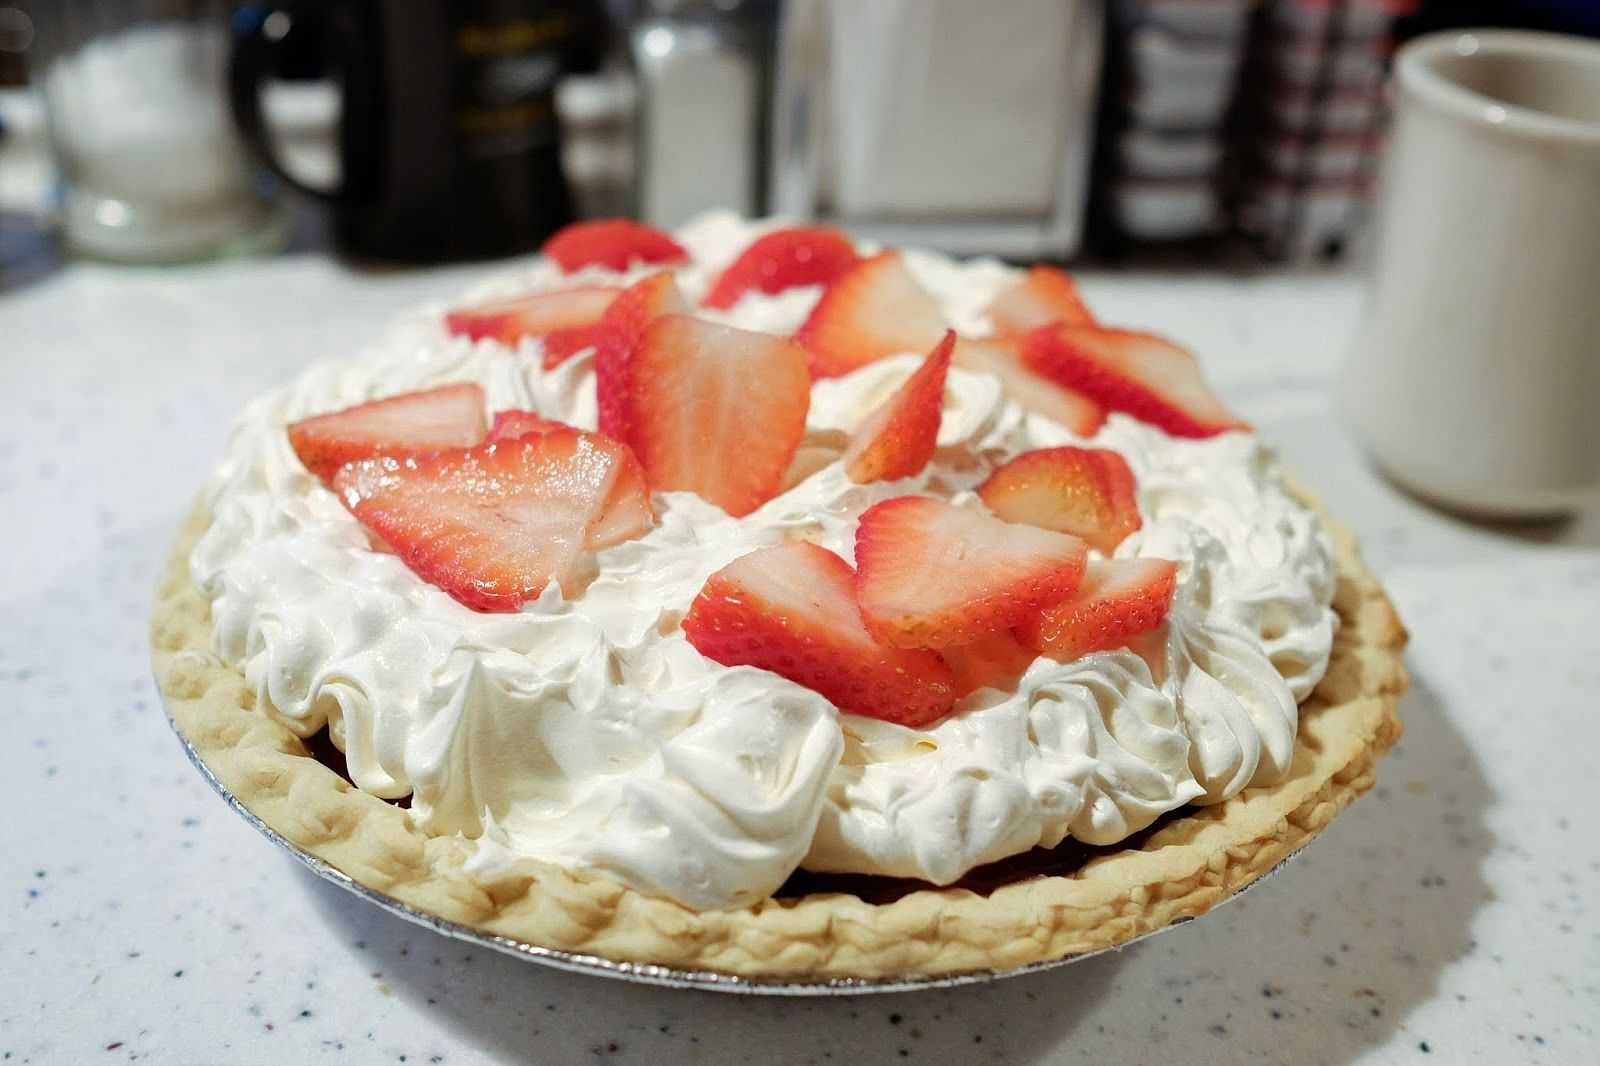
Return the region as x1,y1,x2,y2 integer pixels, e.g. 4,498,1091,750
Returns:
190,211,1336,908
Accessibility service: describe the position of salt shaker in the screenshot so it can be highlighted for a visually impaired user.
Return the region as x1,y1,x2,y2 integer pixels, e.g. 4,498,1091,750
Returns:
628,0,770,228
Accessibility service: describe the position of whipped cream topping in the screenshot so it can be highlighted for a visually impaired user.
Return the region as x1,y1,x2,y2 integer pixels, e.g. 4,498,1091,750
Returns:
190,212,1336,908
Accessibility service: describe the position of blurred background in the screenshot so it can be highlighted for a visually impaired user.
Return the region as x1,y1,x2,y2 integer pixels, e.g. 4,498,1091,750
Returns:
2,0,1599,277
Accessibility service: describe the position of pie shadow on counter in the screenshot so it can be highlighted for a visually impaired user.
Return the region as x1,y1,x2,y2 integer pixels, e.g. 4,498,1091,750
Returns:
296,670,1490,1065
293,861,1128,1064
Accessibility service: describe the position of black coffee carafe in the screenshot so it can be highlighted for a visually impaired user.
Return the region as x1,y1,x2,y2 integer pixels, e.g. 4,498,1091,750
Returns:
230,0,602,261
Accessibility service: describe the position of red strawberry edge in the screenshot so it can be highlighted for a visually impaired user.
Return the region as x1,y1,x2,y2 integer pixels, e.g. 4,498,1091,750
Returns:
541,325,599,369
794,252,948,379
287,383,488,485
702,226,860,310
1017,557,1179,662
332,428,653,613
626,313,811,517
853,496,1089,649
444,286,619,346
986,265,1096,335
976,446,1142,555
1021,324,1249,439
841,330,954,484
593,271,689,441
543,219,688,274
682,540,957,726
939,631,1038,697
951,338,1107,438
488,410,569,441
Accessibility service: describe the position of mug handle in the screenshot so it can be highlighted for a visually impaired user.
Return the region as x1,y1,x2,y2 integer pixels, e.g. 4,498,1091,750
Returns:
228,3,379,205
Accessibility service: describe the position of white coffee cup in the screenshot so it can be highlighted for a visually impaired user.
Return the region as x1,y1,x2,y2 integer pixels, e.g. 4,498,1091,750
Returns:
1343,30,1600,517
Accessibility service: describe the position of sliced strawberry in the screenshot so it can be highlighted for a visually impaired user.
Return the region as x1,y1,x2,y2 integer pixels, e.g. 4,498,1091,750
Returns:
939,631,1037,697
445,286,619,346
593,271,688,440
629,314,810,517
682,541,957,726
841,331,953,484
795,252,947,378
587,441,655,551
1022,325,1248,439
854,496,1088,649
487,410,568,442
332,428,653,612
541,325,598,369
977,446,1141,555
1017,558,1178,662
489,418,652,551
780,435,848,493
702,226,859,310
288,383,487,484
952,337,1106,437
542,218,688,273
986,265,1095,335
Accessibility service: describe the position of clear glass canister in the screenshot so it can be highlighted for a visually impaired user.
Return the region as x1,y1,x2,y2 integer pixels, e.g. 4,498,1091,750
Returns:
29,0,286,262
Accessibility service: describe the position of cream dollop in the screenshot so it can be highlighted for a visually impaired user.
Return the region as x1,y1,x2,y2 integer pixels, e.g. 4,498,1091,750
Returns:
190,212,1336,907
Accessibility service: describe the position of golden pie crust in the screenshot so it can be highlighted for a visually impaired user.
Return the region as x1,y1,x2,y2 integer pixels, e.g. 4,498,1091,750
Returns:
152,496,1406,981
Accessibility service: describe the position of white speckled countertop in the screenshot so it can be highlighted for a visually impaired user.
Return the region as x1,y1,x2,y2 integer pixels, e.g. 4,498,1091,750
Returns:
2,256,1597,1066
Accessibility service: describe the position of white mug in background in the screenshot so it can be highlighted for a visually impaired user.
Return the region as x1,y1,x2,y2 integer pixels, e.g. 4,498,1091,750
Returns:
1343,30,1600,517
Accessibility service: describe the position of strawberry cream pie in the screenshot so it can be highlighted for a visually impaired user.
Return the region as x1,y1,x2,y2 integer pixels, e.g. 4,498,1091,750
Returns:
152,213,1407,980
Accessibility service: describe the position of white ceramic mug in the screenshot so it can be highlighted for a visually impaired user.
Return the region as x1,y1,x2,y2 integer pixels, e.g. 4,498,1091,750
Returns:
1343,30,1600,517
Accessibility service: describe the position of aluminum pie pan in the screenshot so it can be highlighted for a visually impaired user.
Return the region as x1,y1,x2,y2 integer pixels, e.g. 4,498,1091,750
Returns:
164,689,1307,996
